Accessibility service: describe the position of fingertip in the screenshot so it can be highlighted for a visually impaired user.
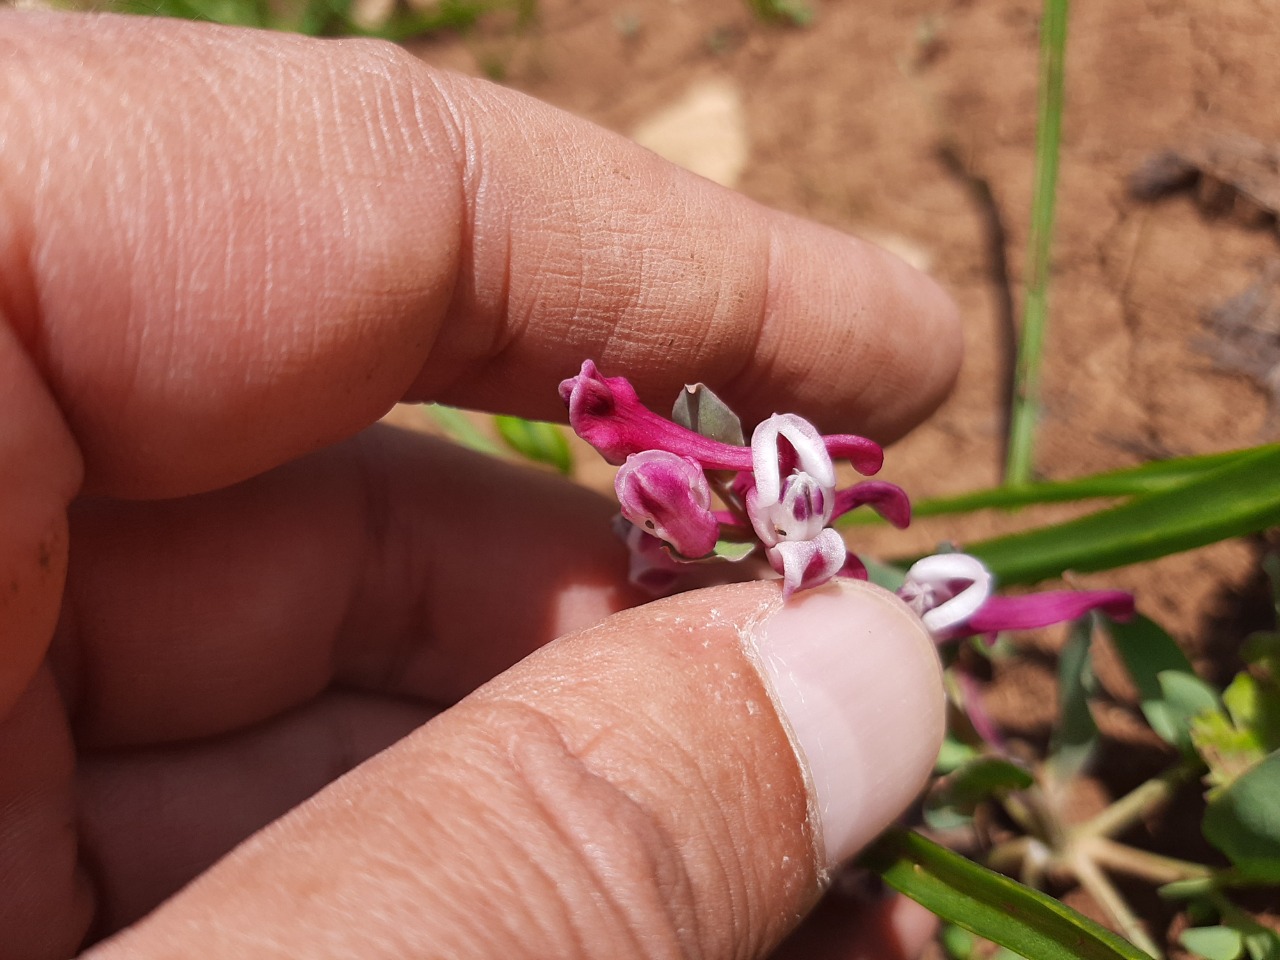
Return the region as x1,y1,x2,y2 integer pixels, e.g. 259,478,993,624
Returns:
750,579,945,867
753,214,963,441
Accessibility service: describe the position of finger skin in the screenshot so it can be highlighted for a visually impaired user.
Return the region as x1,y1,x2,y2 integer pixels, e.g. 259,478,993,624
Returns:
57,427,643,747
78,691,435,933
2,11,959,504
85,583,822,960
0,667,90,960
0,13,961,957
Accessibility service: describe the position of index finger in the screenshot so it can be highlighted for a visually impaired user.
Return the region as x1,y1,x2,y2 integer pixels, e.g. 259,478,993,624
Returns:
2,11,960,502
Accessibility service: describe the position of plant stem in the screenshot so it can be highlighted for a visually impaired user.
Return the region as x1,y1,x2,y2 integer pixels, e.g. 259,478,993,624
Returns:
1070,851,1164,959
1078,837,1213,885
1004,0,1069,486
1072,763,1198,841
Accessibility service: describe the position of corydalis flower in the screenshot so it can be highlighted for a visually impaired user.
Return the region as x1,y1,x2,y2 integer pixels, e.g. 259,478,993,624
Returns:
742,413,913,596
899,553,1135,642
560,361,908,599
560,360,884,475
615,451,718,558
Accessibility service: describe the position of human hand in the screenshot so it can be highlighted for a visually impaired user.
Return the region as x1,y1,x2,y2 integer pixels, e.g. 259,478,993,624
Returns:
1,13,961,959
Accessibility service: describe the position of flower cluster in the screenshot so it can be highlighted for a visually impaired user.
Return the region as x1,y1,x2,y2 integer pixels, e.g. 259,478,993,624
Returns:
560,360,1134,640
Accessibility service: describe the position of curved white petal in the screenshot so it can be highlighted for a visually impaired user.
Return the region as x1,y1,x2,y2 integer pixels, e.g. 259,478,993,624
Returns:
902,553,993,634
768,528,847,598
750,413,835,506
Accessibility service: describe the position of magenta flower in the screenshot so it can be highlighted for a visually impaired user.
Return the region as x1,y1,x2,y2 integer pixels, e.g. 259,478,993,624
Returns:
559,360,884,475
561,360,911,599
898,553,1135,642
560,360,1132,619
614,451,719,558
747,414,837,547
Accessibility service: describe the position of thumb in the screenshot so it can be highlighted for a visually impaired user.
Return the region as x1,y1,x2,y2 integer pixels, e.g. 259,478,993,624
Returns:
87,579,944,960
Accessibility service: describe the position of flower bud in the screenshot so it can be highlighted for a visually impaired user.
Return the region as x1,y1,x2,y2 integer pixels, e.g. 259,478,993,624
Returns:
614,450,719,558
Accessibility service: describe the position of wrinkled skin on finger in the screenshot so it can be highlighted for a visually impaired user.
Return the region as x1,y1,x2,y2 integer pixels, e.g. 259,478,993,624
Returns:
0,12,959,958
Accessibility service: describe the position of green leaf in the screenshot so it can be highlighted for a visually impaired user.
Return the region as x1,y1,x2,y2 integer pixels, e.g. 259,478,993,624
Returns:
421,404,504,456
1049,617,1098,783
1203,750,1280,881
1222,673,1280,754
927,756,1034,815
1181,926,1245,960
494,415,573,474
935,734,981,775
1157,670,1225,755
670,383,745,446
859,828,1152,960
1215,896,1280,960
960,445,1280,584
875,447,1279,522
710,539,756,562
1191,707,1267,791
1104,616,1197,747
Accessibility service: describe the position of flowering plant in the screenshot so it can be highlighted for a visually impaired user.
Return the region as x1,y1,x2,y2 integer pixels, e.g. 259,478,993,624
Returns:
560,360,1133,642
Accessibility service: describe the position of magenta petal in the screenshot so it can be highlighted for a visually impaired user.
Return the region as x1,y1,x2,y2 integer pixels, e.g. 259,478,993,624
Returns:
965,590,1135,635
830,481,912,529
822,435,884,476
837,552,869,581
561,361,752,469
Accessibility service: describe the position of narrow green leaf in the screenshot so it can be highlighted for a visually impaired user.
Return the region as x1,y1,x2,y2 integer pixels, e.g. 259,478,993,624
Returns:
927,755,1034,815
1049,617,1098,783
1181,926,1245,960
1004,0,1068,485
1203,750,1280,881
421,404,504,456
962,445,1280,584
671,383,745,446
494,415,573,474
840,447,1279,525
859,828,1152,960
1104,616,1196,746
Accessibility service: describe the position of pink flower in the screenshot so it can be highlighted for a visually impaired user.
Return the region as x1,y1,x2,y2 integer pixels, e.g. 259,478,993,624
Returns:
560,361,914,599
559,361,884,474
560,360,758,469
746,414,837,547
614,451,719,558
899,553,1135,641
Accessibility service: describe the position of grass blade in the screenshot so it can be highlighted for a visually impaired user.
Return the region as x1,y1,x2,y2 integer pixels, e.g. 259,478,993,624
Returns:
861,827,1151,960
1005,0,1069,486
961,445,1280,584
494,415,573,474
421,404,504,456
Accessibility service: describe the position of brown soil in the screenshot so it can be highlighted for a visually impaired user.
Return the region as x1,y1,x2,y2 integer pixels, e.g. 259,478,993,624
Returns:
405,0,1280,953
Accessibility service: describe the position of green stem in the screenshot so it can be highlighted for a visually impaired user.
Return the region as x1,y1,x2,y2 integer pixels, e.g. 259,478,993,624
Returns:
1004,0,1069,486
1070,851,1164,959
1071,763,1198,841
1078,837,1212,886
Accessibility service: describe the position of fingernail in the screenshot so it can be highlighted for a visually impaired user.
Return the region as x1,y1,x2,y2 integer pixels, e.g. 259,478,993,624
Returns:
750,579,945,867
